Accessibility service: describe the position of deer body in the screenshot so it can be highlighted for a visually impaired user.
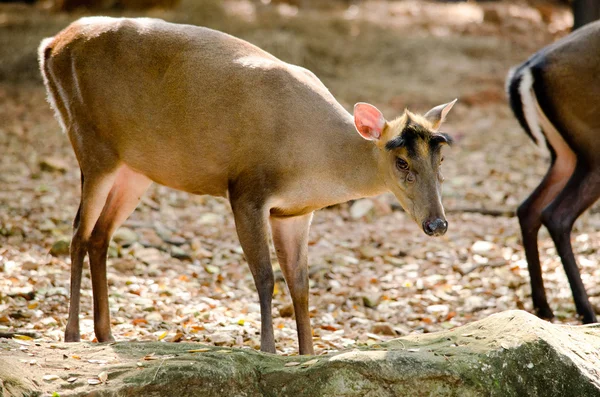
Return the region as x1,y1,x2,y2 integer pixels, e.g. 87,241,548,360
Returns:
40,17,456,354
507,20,600,324
43,17,384,205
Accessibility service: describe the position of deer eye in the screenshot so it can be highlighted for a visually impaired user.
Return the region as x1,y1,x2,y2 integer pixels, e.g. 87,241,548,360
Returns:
396,158,409,171
440,156,444,163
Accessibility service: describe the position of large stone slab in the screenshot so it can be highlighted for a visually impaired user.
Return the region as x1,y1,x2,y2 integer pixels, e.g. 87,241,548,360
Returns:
1,310,599,396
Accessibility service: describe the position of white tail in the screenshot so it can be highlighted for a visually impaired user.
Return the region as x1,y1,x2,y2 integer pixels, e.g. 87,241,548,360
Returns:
39,37,67,132
39,17,457,354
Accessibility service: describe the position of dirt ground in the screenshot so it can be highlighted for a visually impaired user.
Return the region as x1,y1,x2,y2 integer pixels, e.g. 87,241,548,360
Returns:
1,0,599,356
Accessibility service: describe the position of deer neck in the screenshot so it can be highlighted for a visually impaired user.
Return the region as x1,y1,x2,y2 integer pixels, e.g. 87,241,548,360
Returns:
304,112,388,206
269,108,389,216
340,119,388,195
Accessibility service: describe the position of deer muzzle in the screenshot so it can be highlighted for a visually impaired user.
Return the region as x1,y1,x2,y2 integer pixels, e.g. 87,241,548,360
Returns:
422,218,448,236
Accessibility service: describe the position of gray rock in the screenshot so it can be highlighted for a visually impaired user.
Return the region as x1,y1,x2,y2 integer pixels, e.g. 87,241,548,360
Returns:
145,312,163,322
111,258,137,273
362,293,381,308
1,311,599,396
349,199,374,219
208,332,236,346
39,157,69,173
171,246,192,260
112,227,138,246
49,238,70,256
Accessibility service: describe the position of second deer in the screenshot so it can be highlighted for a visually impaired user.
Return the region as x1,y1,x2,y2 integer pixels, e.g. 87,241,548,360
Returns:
507,20,600,324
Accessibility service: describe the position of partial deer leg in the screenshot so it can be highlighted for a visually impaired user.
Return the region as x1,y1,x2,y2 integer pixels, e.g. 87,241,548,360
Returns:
230,199,276,353
88,165,152,342
270,213,314,355
65,168,119,342
542,162,600,323
517,152,575,319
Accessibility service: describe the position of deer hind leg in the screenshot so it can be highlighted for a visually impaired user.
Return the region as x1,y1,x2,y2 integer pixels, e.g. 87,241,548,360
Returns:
65,165,119,342
541,162,600,324
517,154,574,319
270,213,314,355
88,165,152,342
516,82,577,320
517,136,575,320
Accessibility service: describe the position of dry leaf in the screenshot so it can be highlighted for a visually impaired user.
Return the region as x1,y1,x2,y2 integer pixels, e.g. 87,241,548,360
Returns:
13,334,33,341
187,348,211,353
301,358,319,367
169,332,184,343
98,371,108,383
87,359,108,365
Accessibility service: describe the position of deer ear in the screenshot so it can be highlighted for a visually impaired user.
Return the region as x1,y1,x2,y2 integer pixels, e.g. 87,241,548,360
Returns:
423,99,457,131
354,103,386,141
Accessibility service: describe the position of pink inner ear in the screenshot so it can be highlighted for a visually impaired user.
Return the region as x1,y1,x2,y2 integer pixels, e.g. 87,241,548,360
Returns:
354,103,385,141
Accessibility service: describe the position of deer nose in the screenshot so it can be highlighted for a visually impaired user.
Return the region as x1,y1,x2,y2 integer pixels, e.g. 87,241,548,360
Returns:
423,218,448,236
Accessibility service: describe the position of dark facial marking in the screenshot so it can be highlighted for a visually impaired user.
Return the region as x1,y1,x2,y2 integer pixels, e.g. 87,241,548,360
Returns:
429,132,454,147
385,123,452,158
429,133,453,151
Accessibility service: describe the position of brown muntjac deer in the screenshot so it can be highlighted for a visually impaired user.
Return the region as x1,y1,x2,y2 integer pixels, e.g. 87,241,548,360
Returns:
507,20,600,324
39,17,457,354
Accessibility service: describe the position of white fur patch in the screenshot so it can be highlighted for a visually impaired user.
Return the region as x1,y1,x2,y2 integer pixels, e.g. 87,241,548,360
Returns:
505,66,517,93
38,37,67,133
76,16,116,25
518,68,546,149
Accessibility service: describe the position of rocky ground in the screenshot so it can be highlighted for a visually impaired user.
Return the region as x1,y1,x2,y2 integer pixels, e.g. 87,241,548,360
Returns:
2,0,600,356
2,311,599,396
